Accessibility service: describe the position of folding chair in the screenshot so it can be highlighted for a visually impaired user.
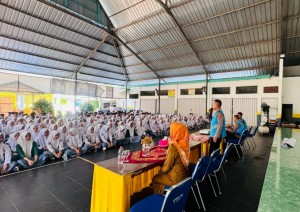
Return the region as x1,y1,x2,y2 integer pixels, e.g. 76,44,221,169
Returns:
130,177,192,212
226,129,248,159
207,144,233,195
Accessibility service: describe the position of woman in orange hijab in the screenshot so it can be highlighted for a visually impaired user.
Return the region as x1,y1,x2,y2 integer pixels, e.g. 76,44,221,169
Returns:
150,122,190,194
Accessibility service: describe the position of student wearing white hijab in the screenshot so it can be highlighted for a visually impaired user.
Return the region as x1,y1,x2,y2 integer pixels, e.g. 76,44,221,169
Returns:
125,121,141,143
0,133,18,174
3,121,15,137
85,126,101,152
0,119,6,133
114,123,128,146
58,126,67,148
100,125,114,151
63,128,88,160
6,132,20,161
136,120,146,136
150,120,159,137
37,128,49,155
29,125,40,142
16,131,47,169
45,131,64,159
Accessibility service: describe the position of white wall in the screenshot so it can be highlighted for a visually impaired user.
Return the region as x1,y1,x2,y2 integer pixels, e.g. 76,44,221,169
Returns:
131,77,280,126
282,77,300,117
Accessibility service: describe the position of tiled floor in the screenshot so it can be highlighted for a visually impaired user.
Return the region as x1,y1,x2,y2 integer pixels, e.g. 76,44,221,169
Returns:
0,133,273,212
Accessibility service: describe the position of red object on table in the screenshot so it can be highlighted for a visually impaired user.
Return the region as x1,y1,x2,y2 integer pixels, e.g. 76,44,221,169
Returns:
125,146,167,163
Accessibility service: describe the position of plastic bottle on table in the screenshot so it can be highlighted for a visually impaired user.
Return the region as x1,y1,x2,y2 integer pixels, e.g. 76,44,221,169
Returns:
118,146,124,164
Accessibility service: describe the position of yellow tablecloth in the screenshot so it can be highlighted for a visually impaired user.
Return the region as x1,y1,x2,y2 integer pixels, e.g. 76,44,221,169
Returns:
90,164,161,212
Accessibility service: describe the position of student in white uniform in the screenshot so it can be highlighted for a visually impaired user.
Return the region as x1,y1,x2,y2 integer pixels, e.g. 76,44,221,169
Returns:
114,123,127,146
63,128,88,160
6,132,20,161
85,126,101,152
0,133,18,174
16,131,47,169
126,121,141,143
45,131,64,159
100,125,114,151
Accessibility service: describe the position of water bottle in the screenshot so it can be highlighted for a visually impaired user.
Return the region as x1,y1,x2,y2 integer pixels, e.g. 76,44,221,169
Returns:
118,146,124,164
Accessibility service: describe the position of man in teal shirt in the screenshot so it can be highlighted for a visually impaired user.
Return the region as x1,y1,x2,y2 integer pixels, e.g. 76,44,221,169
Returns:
237,112,248,130
209,99,226,154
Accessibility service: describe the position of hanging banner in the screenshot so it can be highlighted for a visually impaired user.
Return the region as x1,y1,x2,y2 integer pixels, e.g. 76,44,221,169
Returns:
168,89,175,97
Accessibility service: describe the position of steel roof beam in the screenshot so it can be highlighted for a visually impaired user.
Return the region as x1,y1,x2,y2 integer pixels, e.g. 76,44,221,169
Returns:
0,58,126,82
0,46,125,76
0,2,115,47
154,0,209,77
75,34,110,75
39,0,164,82
113,37,129,82
125,51,281,68
0,34,122,68
122,20,280,58
114,0,271,32
132,66,277,81
0,18,119,60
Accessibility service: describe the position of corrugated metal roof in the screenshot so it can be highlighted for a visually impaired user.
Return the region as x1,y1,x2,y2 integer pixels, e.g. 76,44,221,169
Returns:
1,0,297,85
284,0,300,67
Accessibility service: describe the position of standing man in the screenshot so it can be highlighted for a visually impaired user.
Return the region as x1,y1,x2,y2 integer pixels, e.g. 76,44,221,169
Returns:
209,99,226,154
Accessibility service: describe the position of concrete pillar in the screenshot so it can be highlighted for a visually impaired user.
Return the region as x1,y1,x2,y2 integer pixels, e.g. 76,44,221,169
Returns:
277,54,285,126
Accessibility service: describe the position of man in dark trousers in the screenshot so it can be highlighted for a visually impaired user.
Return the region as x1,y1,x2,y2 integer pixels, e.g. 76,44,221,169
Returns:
209,99,226,154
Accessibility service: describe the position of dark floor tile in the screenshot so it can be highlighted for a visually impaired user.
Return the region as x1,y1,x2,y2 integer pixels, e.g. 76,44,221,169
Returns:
56,187,91,211
231,200,257,212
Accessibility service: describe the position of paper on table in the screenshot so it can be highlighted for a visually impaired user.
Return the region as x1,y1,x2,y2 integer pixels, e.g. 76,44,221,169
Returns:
282,137,296,148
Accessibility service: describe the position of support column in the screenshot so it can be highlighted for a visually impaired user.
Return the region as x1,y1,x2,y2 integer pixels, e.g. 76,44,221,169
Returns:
158,78,161,114
205,72,208,115
74,71,78,114
277,54,285,126
125,80,128,112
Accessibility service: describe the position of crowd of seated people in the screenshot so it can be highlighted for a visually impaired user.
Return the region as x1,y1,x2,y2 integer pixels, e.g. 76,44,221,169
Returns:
0,111,208,175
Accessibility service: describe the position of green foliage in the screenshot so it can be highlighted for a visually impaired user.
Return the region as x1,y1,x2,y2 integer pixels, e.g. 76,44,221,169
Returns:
90,100,100,110
33,99,54,114
80,101,96,113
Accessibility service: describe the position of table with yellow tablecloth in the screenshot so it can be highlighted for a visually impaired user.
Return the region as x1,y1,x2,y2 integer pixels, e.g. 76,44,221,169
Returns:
90,158,163,212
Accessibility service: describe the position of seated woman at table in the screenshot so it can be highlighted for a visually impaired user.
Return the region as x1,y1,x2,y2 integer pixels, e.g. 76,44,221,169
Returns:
16,131,47,169
226,115,244,139
150,122,190,194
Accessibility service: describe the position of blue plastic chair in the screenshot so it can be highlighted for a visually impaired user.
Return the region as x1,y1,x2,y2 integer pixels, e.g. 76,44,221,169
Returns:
247,126,258,149
207,144,233,195
202,148,221,198
226,129,248,159
130,177,192,212
244,126,252,150
190,156,211,211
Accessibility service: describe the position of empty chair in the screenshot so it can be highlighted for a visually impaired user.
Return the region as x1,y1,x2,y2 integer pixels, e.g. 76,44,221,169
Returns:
203,148,221,198
247,126,258,149
190,155,211,211
130,177,192,212
207,144,233,195
244,126,252,150
226,129,248,159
